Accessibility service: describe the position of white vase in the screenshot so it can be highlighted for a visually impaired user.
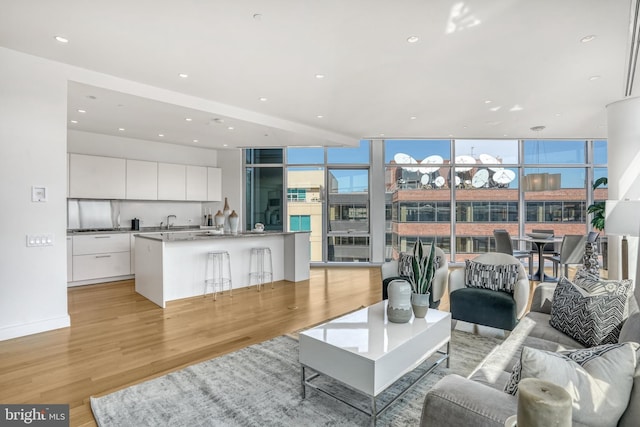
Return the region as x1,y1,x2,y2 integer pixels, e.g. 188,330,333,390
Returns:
228,211,239,234
223,197,231,232
387,279,412,323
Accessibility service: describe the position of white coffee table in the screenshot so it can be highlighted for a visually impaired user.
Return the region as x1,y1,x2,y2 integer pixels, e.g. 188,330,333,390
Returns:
299,300,451,424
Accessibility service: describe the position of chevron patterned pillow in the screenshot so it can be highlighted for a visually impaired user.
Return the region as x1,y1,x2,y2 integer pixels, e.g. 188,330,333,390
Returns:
573,268,635,318
550,277,631,347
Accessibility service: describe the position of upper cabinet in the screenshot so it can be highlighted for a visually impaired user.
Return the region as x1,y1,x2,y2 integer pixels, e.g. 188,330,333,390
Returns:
158,163,186,200
126,159,158,200
69,153,126,199
207,167,222,201
68,154,220,201
186,165,207,201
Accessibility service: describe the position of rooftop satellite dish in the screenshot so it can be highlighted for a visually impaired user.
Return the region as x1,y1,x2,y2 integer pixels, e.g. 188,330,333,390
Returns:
434,176,445,187
454,176,461,187
418,155,443,174
455,155,476,172
479,154,503,171
420,174,430,185
492,169,516,184
394,152,419,172
472,169,489,188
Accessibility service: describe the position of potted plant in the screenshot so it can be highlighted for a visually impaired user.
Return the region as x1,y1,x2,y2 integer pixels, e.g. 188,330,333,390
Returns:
587,177,607,269
408,238,436,318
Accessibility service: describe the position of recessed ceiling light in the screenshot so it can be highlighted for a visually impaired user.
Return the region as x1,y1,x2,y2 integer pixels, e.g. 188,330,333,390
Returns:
259,97,268,102
315,74,325,79
580,35,596,43
316,115,324,119
178,73,189,78
489,106,501,112
70,120,78,124
118,128,125,131
77,109,86,113
223,144,229,147
227,126,234,130
555,113,561,117
407,36,419,43
484,100,492,104
185,118,192,122
410,116,417,120
193,139,199,143
158,133,164,137
54,36,69,43
379,133,385,137
589,75,601,81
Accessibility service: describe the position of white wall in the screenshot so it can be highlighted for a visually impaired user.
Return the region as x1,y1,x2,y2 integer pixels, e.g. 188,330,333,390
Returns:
0,47,244,340
0,48,71,340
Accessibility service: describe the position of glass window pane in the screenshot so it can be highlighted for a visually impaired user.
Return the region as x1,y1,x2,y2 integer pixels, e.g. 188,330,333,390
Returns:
327,140,370,164
523,140,585,164
594,140,607,164
245,167,283,231
384,139,451,164
287,147,324,164
454,139,518,165
245,148,283,164
327,236,370,262
287,167,324,262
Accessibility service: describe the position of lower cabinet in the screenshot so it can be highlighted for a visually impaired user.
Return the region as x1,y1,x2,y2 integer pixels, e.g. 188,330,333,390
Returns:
72,252,131,281
70,233,131,285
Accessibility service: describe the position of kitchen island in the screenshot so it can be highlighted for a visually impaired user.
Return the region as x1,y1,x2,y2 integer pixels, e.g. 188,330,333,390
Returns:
134,230,310,307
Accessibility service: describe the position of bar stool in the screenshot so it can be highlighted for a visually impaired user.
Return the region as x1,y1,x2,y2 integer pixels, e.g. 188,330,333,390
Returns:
249,247,273,291
204,250,232,300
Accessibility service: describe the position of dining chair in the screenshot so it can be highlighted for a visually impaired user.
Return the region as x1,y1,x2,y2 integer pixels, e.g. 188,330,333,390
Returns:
543,234,587,278
493,229,533,275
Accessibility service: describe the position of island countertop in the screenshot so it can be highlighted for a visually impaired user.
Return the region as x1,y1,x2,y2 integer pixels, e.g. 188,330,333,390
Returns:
134,230,311,308
135,230,305,242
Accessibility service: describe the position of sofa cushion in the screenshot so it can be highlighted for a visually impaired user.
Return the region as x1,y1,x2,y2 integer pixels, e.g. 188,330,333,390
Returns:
523,312,585,349
464,260,519,293
504,343,639,427
573,268,635,318
450,287,517,331
550,276,629,347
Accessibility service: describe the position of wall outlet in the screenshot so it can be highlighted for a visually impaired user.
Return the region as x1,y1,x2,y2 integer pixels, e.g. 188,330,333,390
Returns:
26,233,54,247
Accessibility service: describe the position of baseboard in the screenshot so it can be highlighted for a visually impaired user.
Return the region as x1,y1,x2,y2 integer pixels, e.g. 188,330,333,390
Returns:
0,315,71,341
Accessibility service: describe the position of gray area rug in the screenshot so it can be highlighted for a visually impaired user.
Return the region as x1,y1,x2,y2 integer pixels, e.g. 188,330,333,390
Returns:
91,330,502,427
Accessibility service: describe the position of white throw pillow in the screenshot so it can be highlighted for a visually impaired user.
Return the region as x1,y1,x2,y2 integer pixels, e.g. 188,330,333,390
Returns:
504,343,638,427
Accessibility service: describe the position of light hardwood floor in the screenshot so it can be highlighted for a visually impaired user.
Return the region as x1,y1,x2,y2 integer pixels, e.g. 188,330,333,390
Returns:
0,263,565,426
0,267,390,427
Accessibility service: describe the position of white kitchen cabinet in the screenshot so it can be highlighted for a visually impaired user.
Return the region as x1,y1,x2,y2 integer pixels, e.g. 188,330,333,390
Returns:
69,153,126,199
207,167,222,201
186,165,207,201
126,159,158,200
158,163,186,200
73,252,131,282
71,233,131,283
67,236,73,282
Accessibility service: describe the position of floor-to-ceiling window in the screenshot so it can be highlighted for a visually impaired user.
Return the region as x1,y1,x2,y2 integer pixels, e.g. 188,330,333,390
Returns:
246,139,606,265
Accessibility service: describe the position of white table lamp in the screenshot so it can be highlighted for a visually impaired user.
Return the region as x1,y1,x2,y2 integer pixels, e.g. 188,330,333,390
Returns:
605,200,640,279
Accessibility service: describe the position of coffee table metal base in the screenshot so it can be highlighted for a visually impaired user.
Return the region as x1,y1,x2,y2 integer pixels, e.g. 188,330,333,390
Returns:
301,343,449,425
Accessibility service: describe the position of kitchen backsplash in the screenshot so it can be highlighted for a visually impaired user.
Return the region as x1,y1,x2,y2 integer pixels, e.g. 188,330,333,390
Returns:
68,199,205,229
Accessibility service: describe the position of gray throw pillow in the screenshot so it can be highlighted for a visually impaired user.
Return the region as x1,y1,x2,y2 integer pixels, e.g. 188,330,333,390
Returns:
504,343,638,427
464,260,519,293
550,276,631,347
573,267,635,318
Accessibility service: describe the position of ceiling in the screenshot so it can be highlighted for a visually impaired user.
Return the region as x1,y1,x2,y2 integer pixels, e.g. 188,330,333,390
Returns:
1,1,637,150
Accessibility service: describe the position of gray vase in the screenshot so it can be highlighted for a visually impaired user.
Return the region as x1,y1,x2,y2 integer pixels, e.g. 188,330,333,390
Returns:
387,279,412,323
411,292,430,318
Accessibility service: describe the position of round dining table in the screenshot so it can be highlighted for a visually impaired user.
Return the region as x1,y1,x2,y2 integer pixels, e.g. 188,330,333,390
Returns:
517,236,563,282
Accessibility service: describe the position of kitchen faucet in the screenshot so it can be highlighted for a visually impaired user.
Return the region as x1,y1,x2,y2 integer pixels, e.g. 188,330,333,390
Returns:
166,214,177,229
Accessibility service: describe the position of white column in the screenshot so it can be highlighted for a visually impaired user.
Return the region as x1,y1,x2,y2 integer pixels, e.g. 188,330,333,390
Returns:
606,97,640,301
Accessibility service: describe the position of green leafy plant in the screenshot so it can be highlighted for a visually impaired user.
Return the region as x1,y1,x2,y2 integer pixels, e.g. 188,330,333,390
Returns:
587,177,607,231
409,238,436,294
